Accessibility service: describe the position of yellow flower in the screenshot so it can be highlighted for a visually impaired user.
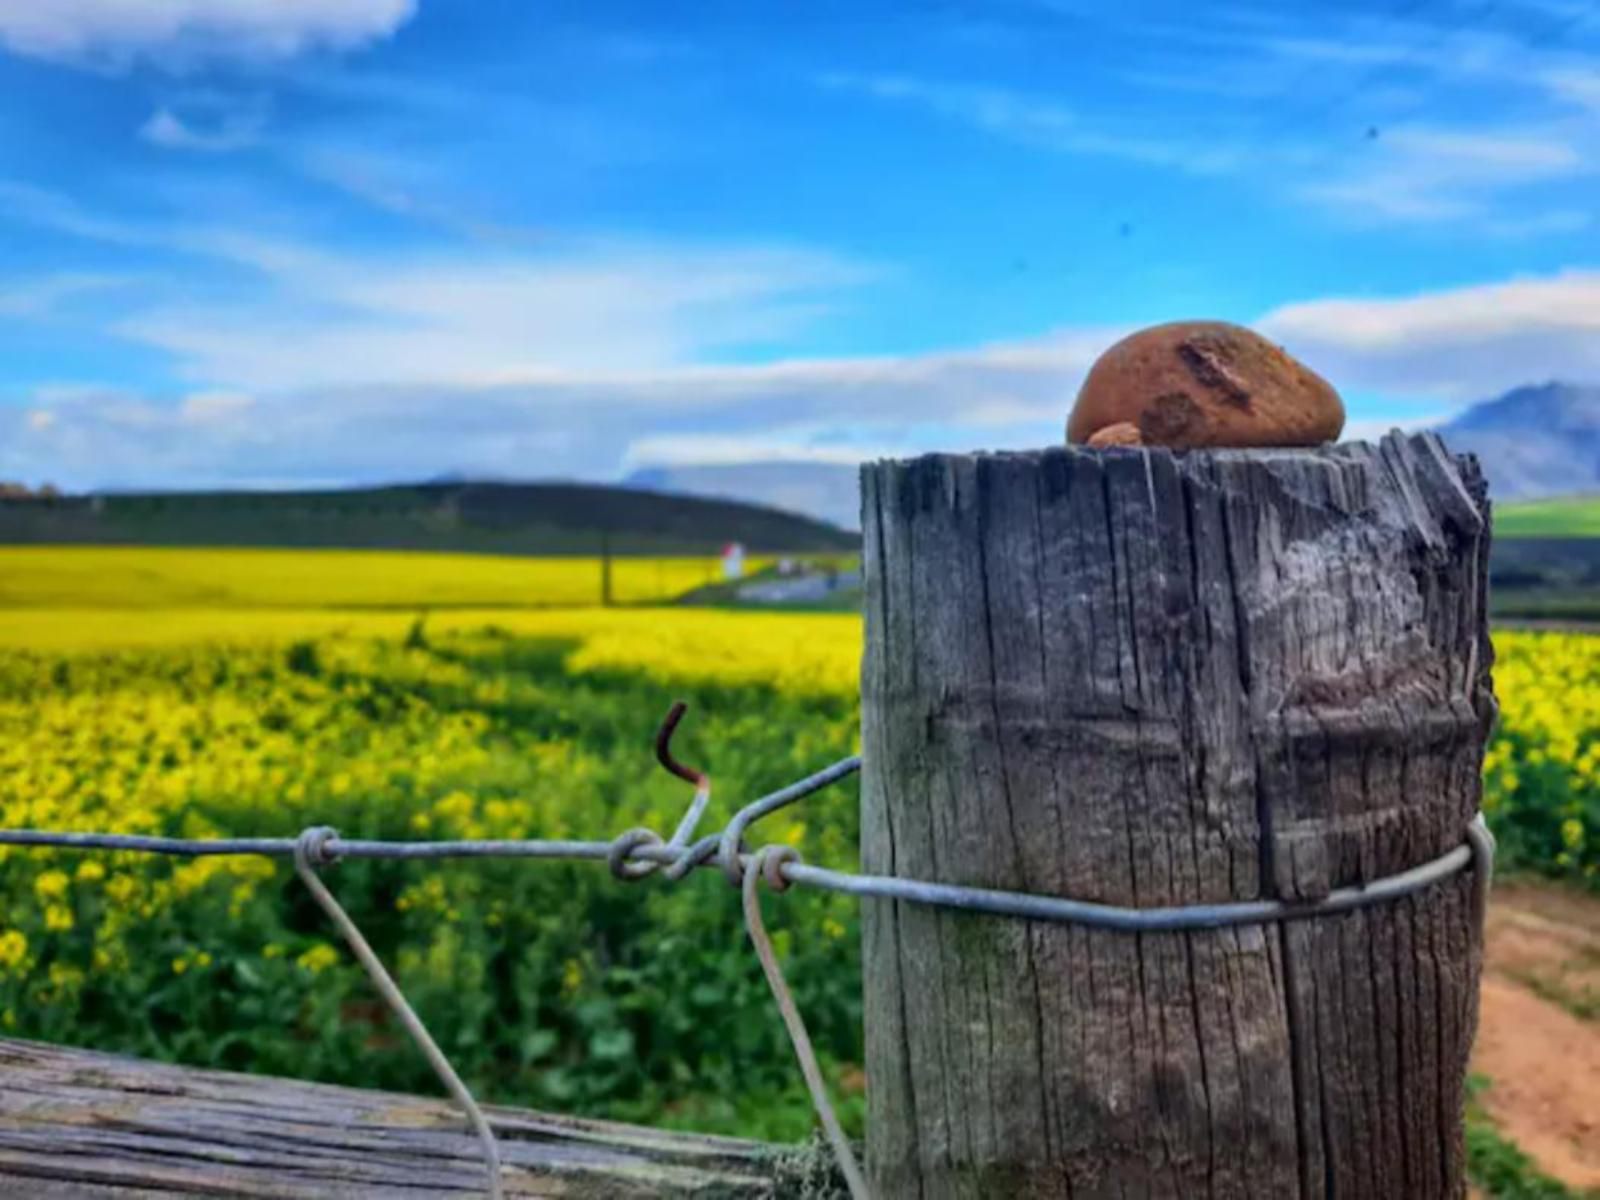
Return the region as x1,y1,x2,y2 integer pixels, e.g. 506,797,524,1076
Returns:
0,930,28,971
296,943,339,974
1561,819,1584,850
561,958,583,995
33,870,69,902
74,861,106,884
43,905,74,933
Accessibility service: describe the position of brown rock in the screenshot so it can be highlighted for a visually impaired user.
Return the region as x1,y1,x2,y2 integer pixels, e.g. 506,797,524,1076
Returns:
1086,421,1143,447
1067,320,1345,449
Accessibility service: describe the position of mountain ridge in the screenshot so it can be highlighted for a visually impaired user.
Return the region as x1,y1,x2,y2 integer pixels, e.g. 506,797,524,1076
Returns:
625,383,1600,521
1440,380,1600,500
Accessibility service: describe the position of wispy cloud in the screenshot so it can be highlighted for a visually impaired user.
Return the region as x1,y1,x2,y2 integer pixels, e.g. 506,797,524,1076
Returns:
0,272,126,318
139,93,269,153
1260,269,1600,398
1300,124,1590,227
295,147,543,245
1541,67,1600,111
0,181,880,390
10,263,1600,491
816,72,1241,172
1,329,1117,489
620,433,886,469
0,0,416,69
115,243,877,390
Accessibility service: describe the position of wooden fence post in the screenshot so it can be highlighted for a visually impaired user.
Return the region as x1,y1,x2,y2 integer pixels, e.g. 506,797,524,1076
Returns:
859,432,1493,1199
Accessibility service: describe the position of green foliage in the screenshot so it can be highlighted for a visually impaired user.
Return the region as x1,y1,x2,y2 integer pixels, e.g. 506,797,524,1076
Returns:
403,613,430,651
0,630,863,1141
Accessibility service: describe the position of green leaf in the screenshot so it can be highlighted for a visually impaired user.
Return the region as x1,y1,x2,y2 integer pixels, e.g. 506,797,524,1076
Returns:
589,1029,634,1061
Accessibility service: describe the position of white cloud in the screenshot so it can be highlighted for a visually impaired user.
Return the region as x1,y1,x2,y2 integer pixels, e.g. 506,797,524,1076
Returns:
2,331,1114,490
1542,68,1600,112
0,272,125,318
1260,270,1600,398
620,434,884,469
21,260,1600,491
140,94,268,152
5,179,1599,488
0,181,880,390
1300,124,1592,229
114,244,878,390
0,0,416,68
179,391,255,422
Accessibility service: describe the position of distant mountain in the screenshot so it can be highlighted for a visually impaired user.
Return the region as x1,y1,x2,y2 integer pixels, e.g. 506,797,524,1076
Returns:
0,481,858,555
1441,382,1600,499
626,462,863,532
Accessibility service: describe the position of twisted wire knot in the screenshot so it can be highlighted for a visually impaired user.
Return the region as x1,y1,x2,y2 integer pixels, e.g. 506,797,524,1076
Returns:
294,826,342,870
607,827,664,881
746,844,802,893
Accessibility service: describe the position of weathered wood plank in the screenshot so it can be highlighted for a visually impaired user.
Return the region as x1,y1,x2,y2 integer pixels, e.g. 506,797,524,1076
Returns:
0,1037,825,1197
860,433,1491,1198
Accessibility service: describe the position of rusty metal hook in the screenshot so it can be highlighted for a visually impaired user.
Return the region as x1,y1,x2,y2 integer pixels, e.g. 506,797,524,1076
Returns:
655,700,707,787
654,702,713,861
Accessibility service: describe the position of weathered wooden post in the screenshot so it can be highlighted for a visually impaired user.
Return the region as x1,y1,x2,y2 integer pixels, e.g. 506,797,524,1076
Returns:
860,432,1493,1198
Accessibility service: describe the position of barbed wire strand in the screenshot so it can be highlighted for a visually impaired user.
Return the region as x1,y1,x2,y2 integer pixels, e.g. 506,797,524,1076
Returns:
291,827,505,1200
741,845,870,1200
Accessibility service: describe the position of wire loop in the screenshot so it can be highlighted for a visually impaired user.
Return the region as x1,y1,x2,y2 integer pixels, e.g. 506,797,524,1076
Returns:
295,825,342,869
607,827,664,881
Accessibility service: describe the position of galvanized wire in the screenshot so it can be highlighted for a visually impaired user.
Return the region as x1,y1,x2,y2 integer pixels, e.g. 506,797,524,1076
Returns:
292,828,504,1200
0,706,1495,1200
0,816,1489,932
742,845,870,1200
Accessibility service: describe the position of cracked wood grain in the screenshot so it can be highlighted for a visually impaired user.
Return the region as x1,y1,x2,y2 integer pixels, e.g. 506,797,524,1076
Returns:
0,1037,795,1197
860,433,1492,1199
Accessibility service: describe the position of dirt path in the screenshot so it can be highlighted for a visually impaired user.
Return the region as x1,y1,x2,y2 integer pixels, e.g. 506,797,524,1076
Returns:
1475,880,1600,1190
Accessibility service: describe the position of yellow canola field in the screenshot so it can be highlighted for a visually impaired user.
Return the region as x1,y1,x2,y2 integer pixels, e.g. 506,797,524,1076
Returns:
0,592,1592,1139
0,606,864,694
0,547,761,610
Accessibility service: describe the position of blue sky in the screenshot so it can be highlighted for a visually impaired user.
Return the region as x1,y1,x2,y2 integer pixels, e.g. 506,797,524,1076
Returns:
0,0,1597,490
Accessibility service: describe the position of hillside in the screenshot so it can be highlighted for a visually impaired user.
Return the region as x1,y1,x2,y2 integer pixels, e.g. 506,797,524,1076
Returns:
1442,382,1600,499
0,481,858,555
627,461,863,532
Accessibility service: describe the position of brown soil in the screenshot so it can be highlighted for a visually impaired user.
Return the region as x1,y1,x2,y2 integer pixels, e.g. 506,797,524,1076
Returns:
1474,879,1600,1190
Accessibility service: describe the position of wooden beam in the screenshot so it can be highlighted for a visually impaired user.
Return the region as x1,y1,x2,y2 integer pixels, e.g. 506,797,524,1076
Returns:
858,433,1492,1197
0,1037,828,1197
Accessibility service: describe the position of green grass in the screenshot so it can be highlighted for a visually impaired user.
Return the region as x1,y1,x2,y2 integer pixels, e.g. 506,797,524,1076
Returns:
1497,960,1600,1024
1496,496,1600,538
1467,1076,1598,1198
1492,590,1600,624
